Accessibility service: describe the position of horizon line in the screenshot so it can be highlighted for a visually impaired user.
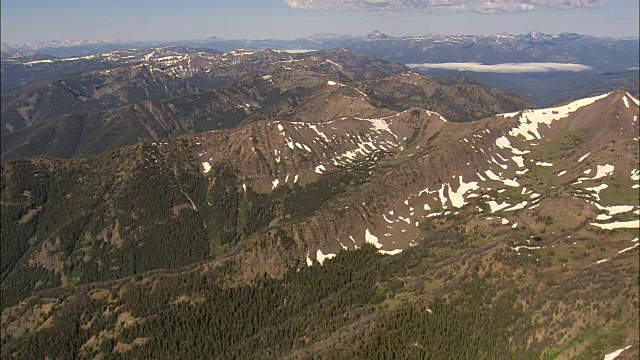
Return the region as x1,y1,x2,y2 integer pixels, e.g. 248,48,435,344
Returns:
3,30,639,46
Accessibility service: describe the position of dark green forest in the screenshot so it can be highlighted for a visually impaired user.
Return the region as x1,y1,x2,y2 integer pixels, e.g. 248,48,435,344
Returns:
1,243,533,360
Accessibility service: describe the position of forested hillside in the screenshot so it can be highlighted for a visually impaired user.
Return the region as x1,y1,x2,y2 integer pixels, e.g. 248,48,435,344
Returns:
2,228,637,359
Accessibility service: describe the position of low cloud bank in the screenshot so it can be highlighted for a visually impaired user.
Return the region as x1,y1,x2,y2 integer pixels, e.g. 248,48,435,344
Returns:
280,49,316,53
406,62,592,73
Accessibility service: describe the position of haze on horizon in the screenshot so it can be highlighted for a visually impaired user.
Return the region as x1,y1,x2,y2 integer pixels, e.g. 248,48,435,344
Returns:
1,0,638,43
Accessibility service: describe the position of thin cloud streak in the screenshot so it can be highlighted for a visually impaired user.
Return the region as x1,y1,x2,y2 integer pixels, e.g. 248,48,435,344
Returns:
406,62,592,73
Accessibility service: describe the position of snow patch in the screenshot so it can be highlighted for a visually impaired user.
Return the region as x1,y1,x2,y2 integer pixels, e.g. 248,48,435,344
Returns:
306,252,313,267
585,184,608,201
495,135,526,155
354,116,398,139
512,156,525,167
316,249,336,265
617,243,639,254
604,345,633,360
285,138,295,150
505,93,610,141
438,184,448,208
592,203,635,216
512,246,541,252
487,201,511,213
447,176,480,208
590,220,640,230
365,229,383,249
622,96,629,108
578,153,590,162
485,170,520,187
378,249,403,255
308,124,329,142
596,214,612,220
593,164,615,180
491,156,508,169
398,216,411,224
505,201,528,211
535,161,553,167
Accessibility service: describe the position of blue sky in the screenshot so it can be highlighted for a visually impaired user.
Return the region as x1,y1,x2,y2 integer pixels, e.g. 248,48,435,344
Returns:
1,0,638,43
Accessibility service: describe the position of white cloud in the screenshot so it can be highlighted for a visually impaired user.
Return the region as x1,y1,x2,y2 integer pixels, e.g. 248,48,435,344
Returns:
405,62,592,73
284,0,605,13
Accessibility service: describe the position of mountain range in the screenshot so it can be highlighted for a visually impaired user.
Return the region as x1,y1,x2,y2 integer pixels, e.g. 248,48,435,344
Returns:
3,31,638,72
3,31,638,108
0,48,528,160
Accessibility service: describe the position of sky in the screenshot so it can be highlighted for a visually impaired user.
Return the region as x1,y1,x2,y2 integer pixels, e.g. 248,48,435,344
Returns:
1,0,638,43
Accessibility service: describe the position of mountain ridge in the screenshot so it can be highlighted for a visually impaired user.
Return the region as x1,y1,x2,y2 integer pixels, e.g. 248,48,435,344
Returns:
2,90,636,286
1,49,528,161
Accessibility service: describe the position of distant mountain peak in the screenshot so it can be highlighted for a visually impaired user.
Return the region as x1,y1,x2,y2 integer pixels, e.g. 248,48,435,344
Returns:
523,30,554,42
367,30,390,40
556,32,584,41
